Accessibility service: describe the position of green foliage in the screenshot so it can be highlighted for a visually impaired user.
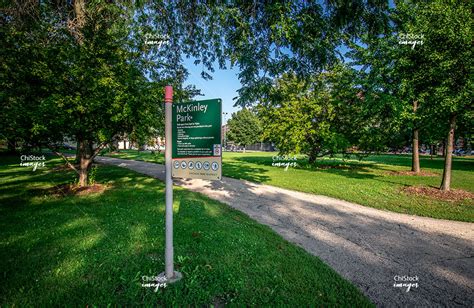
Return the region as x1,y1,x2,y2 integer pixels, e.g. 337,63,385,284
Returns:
0,1,199,184
399,0,472,119
258,65,384,163
347,26,415,151
139,1,389,106
227,109,262,148
88,165,98,185
348,1,471,149
1,1,392,181
346,0,472,189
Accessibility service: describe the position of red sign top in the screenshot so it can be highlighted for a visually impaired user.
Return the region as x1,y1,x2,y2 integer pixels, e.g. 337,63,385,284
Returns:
164,85,173,103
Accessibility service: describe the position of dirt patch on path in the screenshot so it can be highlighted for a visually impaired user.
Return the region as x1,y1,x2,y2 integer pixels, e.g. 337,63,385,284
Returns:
402,185,474,202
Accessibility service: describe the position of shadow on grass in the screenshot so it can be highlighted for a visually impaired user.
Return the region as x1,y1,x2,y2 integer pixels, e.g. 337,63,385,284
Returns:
228,156,379,182
229,155,474,191
174,174,474,307
231,154,474,172
4,155,470,306
222,161,271,183
1,161,371,306
355,154,474,171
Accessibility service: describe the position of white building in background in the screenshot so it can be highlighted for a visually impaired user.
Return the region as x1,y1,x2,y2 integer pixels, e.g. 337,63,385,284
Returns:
117,136,165,151
117,140,131,150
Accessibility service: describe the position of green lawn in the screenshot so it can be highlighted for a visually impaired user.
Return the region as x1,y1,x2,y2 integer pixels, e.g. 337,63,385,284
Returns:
107,149,165,164
106,150,474,222
0,154,371,306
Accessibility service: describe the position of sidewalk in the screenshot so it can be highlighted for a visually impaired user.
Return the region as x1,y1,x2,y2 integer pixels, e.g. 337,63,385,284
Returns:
96,156,474,306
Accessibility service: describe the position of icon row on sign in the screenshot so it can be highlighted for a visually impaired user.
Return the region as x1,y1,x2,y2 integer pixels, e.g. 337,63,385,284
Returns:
173,160,219,171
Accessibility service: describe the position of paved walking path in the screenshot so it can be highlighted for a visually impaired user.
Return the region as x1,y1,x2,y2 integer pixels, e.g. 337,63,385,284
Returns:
96,156,474,307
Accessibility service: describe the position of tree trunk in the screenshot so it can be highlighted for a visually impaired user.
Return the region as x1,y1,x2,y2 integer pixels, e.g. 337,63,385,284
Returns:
75,141,81,164
411,101,420,173
412,128,420,173
6,138,16,153
77,139,94,187
71,0,86,44
308,146,319,164
440,114,456,191
78,159,91,187
112,139,119,152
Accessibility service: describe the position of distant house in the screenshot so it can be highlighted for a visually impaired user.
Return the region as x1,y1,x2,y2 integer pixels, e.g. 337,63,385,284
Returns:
117,140,131,150
116,136,164,151
221,124,229,146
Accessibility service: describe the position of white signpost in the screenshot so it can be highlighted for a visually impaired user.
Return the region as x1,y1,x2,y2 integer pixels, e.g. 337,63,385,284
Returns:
158,86,222,284
158,85,182,283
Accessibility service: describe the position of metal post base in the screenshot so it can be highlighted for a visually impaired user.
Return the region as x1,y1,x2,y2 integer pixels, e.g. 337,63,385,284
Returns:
158,271,183,284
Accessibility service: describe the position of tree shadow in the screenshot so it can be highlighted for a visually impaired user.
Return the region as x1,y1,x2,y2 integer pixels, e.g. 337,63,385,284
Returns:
232,154,474,172
3,156,472,306
221,160,271,183
229,155,379,181
357,154,473,172
1,162,371,306
176,175,474,307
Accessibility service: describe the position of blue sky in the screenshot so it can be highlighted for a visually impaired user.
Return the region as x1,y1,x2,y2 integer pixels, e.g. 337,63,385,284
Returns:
183,58,241,124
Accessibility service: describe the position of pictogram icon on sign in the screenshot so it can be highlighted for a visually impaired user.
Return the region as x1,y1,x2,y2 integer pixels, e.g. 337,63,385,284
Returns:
195,161,203,170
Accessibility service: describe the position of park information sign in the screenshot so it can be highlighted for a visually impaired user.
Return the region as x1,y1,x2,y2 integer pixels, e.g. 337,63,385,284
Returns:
172,99,222,180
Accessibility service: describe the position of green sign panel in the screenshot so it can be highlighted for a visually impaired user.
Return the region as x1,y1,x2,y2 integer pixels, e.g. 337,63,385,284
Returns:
172,99,222,180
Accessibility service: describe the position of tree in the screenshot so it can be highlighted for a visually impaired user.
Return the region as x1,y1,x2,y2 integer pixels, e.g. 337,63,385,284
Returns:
0,1,49,153
397,0,473,191
140,1,390,106
0,1,194,186
351,0,472,188
258,73,339,163
258,65,386,163
1,1,391,185
347,22,425,173
227,109,262,152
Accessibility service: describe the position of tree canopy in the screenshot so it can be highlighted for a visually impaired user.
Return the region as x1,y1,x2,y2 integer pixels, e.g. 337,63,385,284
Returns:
347,0,472,189
1,0,470,191
227,109,262,151
1,0,392,185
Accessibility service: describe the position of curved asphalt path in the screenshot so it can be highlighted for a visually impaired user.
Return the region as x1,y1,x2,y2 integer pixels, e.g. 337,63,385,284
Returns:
96,156,474,307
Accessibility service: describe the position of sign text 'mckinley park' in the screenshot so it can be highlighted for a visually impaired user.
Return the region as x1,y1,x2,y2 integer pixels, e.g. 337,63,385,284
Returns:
172,99,222,180
173,100,221,158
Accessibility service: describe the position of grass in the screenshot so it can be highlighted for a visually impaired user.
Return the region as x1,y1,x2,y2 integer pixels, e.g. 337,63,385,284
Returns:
106,150,474,222
0,154,371,306
107,149,165,164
